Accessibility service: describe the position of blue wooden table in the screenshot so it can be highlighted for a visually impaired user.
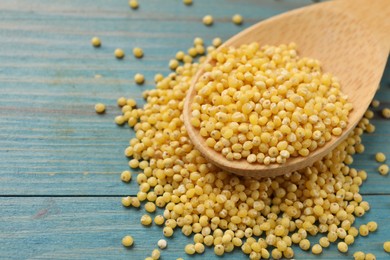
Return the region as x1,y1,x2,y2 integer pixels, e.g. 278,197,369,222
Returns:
0,0,389,259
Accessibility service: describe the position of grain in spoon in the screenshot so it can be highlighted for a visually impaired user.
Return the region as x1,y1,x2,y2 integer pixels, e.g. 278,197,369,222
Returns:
183,0,390,178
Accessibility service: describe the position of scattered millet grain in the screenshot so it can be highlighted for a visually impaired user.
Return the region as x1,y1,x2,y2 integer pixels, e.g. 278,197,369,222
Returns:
367,221,378,232
117,97,127,107
134,73,145,84
207,46,216,53
120,170,132,182
202,15,213,26
91,37,101,47
337,241,348,253
190,42,352,164
115,48,125,59
183,54,193,63
129,0,138,9
94,103,106,114
184,244,196,255
188,47,197,57
378,164,389,175
366,123,376,133
145,201,156,213
127,98,137,107
348,226,359,237
175,51,185,61
382,108,390,118
121,196,132,207
183,0,192,5
344,234,354,245
133,47,143,58
353,251,365,260
375,152,386,162
311,244,322,255
356,143,365,153
299,239,310,251
154,74,164,83
214,244,224,256
157,239,167,249
151,249,160,260
271,248,283,259
154,215,165,226
359,224,369,236
384,241,390,252
195,45,205,55
232,14,243,25
131,197,141,207
365,253,376,260
194,242,205,254
122,235,134,247
364,110,374,119
319,237,330,248
371,99,380,108
169,59,179,70
193,37,203,46
163,226,173,237
212,37,222,47
141,214,153,226
115,115,126,125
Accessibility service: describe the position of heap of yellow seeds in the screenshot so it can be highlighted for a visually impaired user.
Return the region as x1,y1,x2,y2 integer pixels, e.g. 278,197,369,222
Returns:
114,39,383,259
190,42,352,164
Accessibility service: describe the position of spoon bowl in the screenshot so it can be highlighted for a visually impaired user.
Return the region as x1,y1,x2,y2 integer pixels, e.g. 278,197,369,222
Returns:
183,0,390,178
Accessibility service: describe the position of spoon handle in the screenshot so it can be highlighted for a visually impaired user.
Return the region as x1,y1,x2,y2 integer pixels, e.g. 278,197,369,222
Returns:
335,0,390,51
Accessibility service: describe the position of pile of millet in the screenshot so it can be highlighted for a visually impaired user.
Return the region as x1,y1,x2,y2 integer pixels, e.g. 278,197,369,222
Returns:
115,39,387,259
190,42,352,164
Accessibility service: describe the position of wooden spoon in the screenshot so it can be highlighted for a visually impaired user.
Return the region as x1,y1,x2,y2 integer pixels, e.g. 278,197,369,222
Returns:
183,0,390,178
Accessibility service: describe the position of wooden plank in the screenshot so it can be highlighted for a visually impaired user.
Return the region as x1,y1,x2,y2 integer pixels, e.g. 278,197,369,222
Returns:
1,195,390,259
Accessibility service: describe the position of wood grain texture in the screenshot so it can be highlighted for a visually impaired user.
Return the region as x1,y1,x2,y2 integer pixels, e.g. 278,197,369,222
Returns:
0,0,389,259
183,0,390,177
1,196,390,260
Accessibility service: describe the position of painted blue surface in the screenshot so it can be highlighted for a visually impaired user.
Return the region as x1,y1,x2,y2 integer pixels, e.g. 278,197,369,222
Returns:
0,0,389,259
